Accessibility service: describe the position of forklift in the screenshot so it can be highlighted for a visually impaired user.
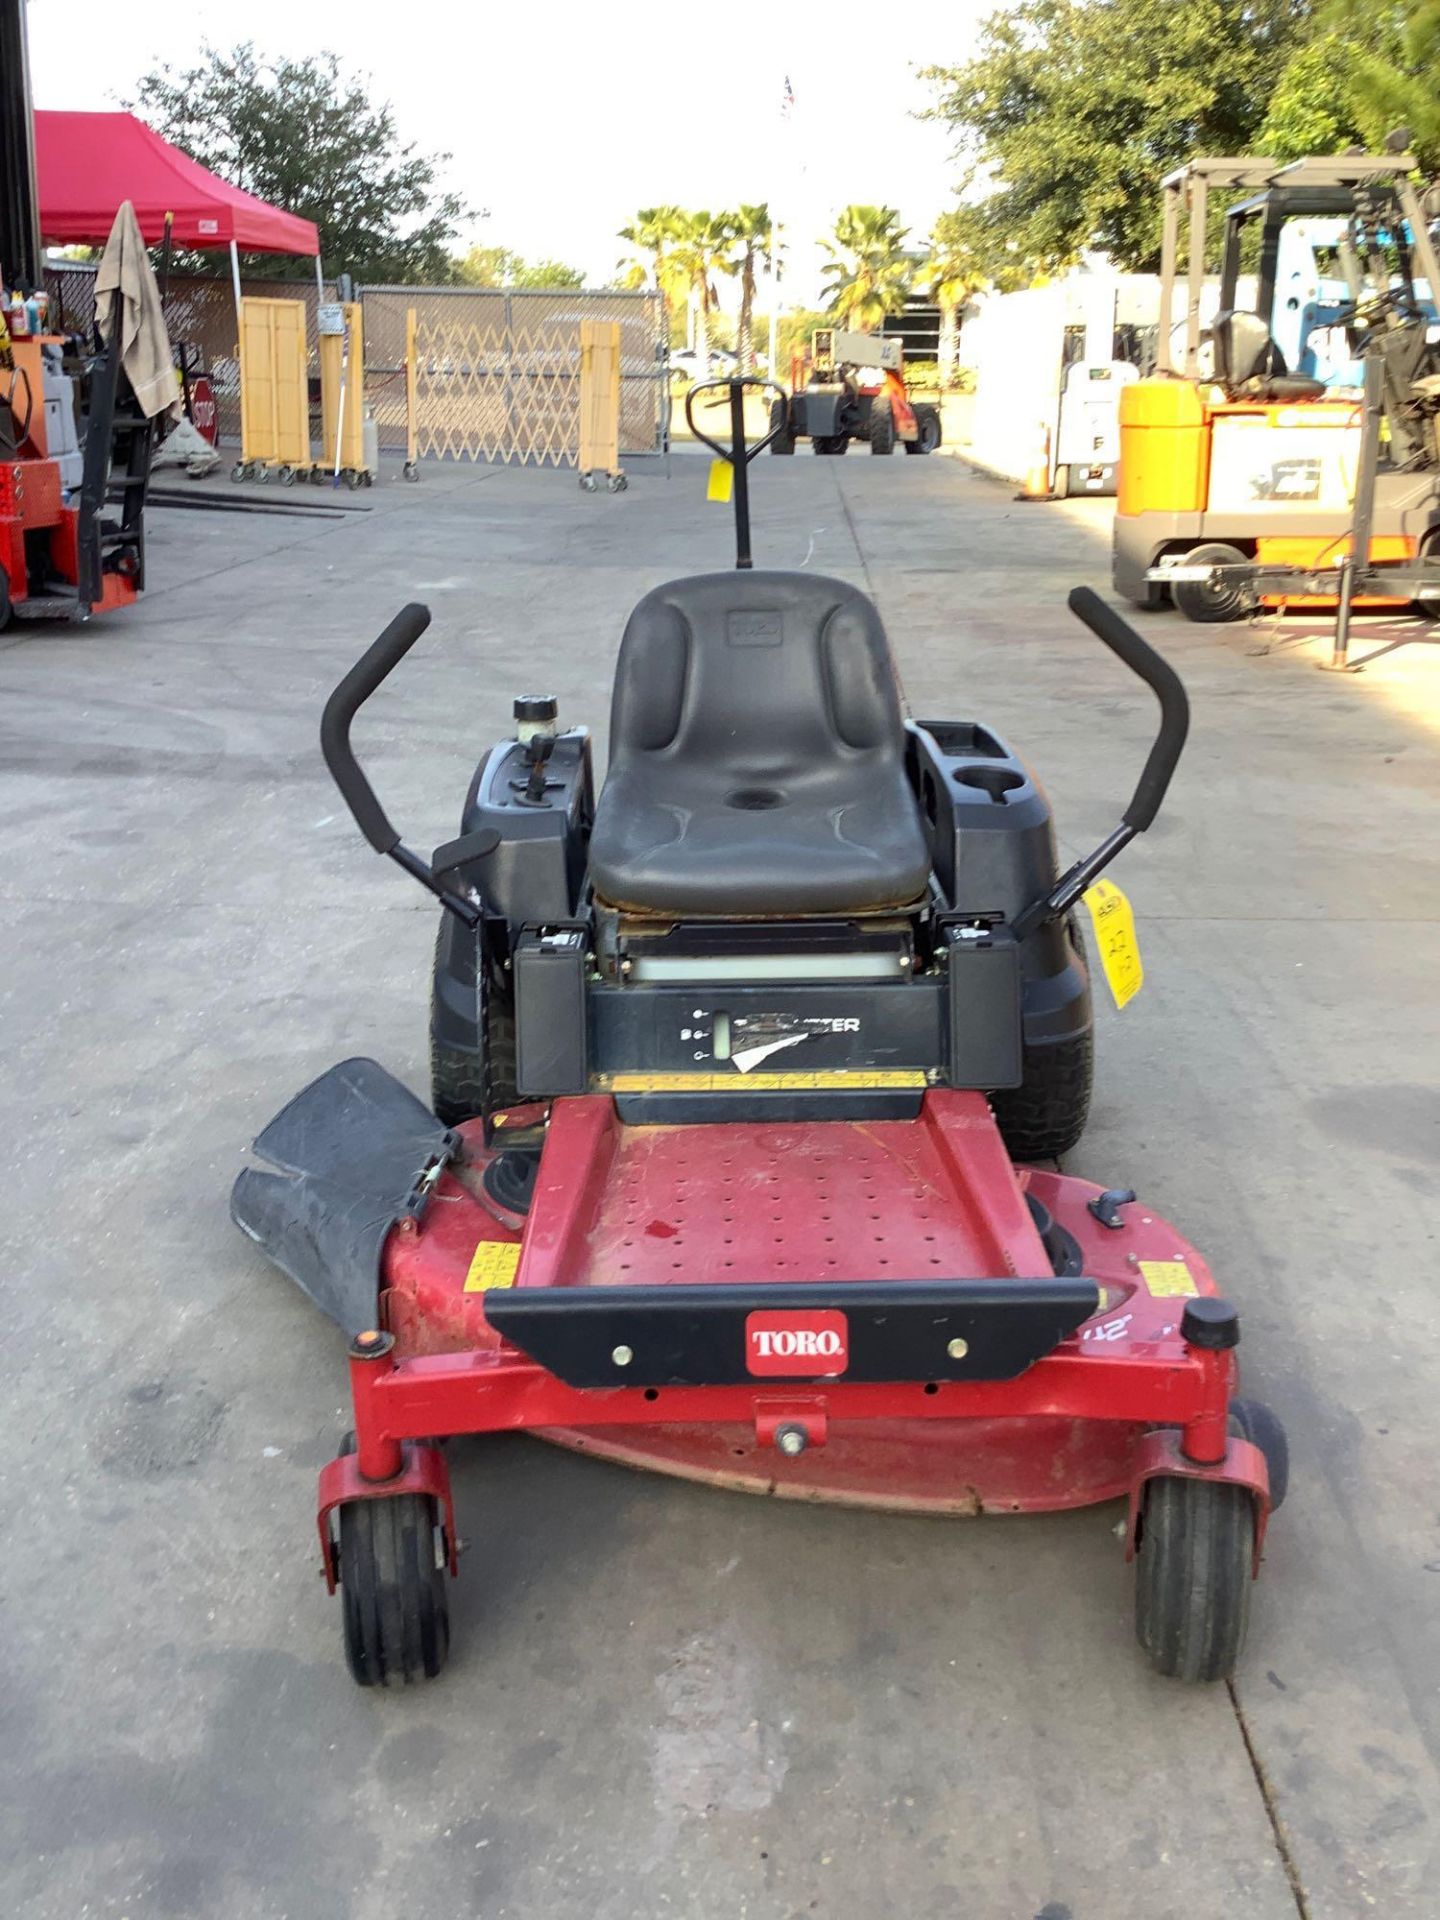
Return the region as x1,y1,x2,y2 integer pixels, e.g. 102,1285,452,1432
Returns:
769,328,942,456
1113,151,1440,661
0,0,153,631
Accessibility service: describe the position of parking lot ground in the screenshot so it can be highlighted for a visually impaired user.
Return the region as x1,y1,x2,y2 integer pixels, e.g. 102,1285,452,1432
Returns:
1,450,1437,1919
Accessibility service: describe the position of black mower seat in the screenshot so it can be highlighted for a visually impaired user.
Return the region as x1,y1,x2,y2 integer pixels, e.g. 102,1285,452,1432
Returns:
589,571,931,917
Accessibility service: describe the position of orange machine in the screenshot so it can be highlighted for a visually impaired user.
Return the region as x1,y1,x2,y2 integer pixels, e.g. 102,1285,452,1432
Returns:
1117,378,1418,614
0,332,148,629
1113,155,1440,623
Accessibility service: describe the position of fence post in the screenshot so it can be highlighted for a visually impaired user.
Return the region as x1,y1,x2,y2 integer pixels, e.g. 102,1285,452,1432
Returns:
405,307,419,471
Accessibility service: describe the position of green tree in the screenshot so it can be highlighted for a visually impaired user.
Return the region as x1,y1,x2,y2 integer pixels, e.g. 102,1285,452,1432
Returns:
132,42,468,280
922,209,989,388
510,259,584,289
453,246,584,288
453,245,518,287
820,205,913,329
1346,0,1440,167
666,211,739,363
616,206,690,317
1259,29,1369,157
726,203,773,367
1259,2,1440,167
925,0,1313,274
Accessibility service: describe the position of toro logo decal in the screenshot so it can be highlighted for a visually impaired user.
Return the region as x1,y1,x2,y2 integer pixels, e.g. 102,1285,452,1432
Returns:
745,1311,848,1377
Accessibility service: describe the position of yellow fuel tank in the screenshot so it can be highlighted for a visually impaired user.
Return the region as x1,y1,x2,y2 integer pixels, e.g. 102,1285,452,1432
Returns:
1117,380,1208,515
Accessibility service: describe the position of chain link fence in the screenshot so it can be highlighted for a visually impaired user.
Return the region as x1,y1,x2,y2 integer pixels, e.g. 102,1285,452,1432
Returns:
360,286,665,463
44,263,335,445
42,265,665,464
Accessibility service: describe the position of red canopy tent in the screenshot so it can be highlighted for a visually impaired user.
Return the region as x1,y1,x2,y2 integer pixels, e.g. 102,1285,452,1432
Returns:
34,110,322,302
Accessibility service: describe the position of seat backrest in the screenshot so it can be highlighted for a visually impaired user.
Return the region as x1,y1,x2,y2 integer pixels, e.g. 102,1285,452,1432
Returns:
1213,309,1286,388
609,570,907,770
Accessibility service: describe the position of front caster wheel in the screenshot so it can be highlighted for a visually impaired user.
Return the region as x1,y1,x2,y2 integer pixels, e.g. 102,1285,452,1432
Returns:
1135,1473,1254,1682
607,471,628,492
579,471,600,492
403,460,419,482
338,1492,451,1686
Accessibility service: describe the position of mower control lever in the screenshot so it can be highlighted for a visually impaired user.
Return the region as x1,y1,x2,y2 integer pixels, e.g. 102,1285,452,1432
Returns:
320,603,482,928
521,734,557,804
1012,588,1190,938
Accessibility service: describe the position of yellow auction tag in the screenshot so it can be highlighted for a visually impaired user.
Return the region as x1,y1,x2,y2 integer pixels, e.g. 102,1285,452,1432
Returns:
1138,1259,1198,1298
1083,878,1143,1009
464,1240,521,1292
706,458,734,503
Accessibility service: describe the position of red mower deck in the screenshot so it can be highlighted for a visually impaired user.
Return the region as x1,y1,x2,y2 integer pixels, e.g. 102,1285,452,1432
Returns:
330,1093,1268,1537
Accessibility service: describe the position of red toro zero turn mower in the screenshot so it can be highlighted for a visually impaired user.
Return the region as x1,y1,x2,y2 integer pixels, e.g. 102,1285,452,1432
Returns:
233,380,1285,1688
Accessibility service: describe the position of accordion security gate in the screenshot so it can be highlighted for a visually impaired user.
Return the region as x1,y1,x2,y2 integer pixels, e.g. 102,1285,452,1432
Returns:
43,268,666,466
360,286,666,466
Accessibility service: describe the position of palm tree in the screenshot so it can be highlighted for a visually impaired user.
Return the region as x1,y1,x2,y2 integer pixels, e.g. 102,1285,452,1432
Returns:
726,203,773,369
616,206,688,329
820,205,913,332
923,210,987,388
666,211,738,365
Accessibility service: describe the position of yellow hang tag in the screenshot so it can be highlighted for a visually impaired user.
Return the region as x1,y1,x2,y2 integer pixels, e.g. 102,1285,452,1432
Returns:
465,1240,521,1292
1083,878,1143,1009
706,458,734,503
1139,1259,1198,1298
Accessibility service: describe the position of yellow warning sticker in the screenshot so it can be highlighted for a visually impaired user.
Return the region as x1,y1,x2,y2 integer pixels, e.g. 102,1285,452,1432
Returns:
1139,1259,1198,1298
601,1069,928,1093
1083,878,1144,1010
465,1240,522,1292
706,458,734,503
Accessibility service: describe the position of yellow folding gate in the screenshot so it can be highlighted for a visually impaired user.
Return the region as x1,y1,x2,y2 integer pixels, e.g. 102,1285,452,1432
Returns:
359,287,664,466
237,297,310,470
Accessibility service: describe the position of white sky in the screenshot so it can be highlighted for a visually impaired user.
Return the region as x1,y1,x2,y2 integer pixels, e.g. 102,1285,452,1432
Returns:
26,0,988,304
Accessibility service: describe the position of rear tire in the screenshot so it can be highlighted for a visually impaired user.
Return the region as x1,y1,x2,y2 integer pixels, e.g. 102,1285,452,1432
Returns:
429,919,519,1127
868,396,895,454
990,918,1093,1161
339,1491,450,1687
991,1027,1093,1161
1134,1474,1254,1682
769,398,796,454
905,407,941,454
1171,543,1251,624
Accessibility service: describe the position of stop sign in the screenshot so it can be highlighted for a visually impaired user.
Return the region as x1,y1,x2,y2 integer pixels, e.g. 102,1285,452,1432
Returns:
190,376,218,445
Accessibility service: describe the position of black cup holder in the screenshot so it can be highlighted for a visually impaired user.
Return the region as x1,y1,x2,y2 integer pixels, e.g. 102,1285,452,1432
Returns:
955,765,1026,802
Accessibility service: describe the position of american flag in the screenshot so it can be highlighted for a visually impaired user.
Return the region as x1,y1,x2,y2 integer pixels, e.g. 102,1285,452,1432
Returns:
781,74,795,119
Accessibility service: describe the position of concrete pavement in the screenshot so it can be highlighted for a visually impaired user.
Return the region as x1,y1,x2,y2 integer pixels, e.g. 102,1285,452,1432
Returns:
1,449,1436,1918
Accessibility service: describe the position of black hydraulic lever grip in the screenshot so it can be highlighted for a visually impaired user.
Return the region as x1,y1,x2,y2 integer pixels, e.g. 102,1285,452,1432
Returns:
320,602,431,853
684,377,789,464
1067,587,1189,831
